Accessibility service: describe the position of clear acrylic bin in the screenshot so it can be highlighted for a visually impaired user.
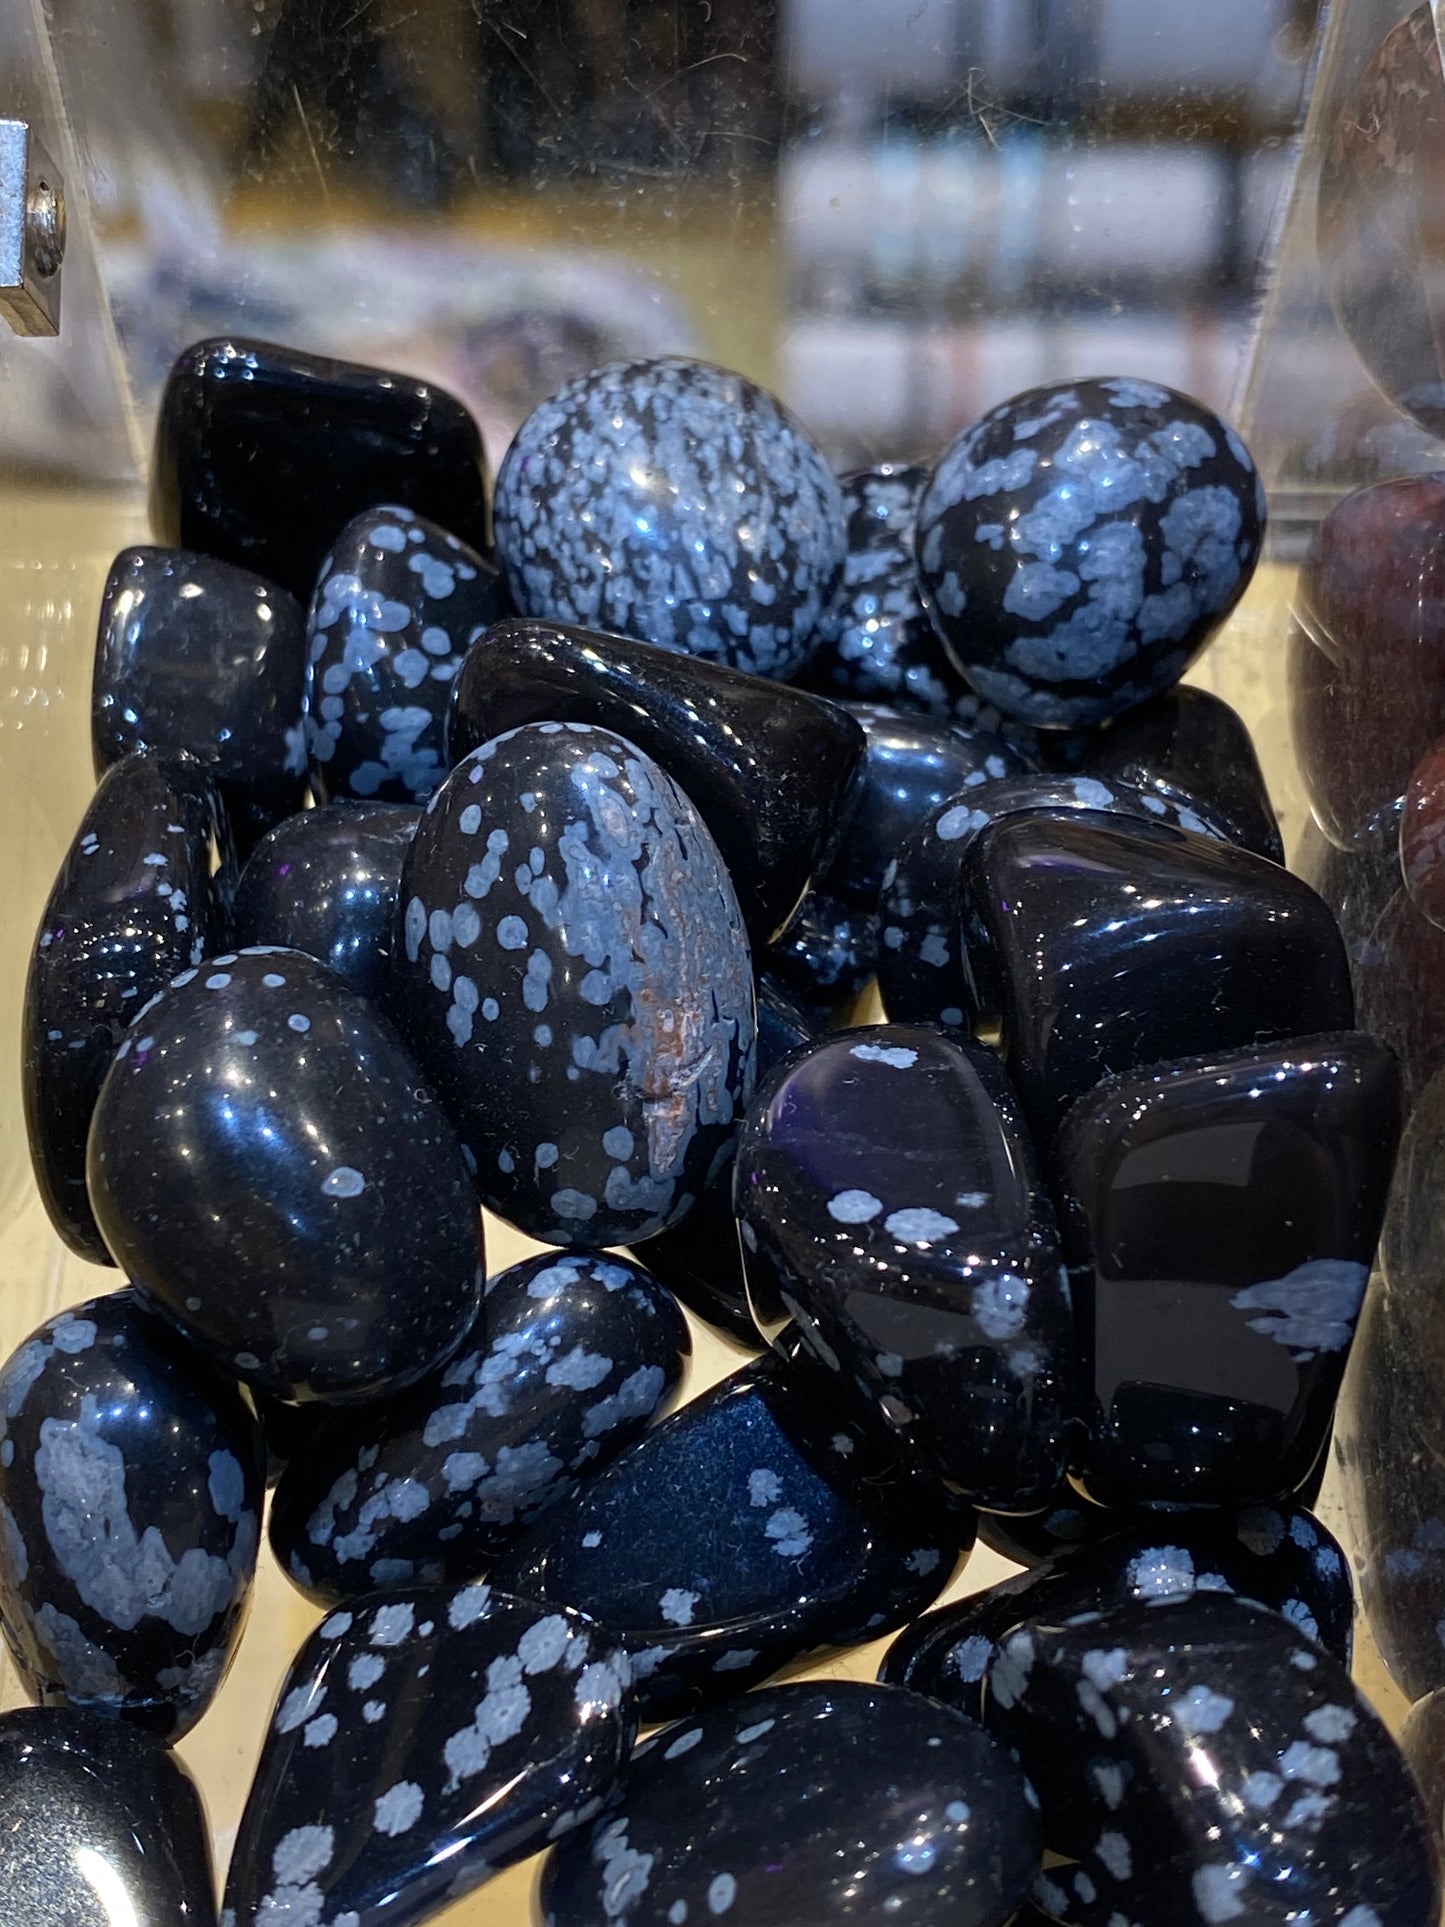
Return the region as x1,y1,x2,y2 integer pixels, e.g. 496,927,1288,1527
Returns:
0,0,1430,1918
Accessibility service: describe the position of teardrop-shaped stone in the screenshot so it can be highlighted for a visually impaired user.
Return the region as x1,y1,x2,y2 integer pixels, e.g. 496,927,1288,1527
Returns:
391,722,756,1246
0,1705,218,1924
883,1501,1353,1725
738,1024,1072,1511
447,616,866,945
540,1680,1041,1927
223,1585,636,1927
232,800,419,1005
87,947,483,1404
269,1250,689,1604
23,750,229,1263
150,336,489,600
984,1593,1437,1927
306,505,510,805
492,1341,969,1720
1057,1032,1400,1508
93,547,308,852
0,1291,264,1739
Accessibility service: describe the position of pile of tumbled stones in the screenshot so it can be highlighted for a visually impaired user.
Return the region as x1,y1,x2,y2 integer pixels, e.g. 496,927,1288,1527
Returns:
5,336,1436,1926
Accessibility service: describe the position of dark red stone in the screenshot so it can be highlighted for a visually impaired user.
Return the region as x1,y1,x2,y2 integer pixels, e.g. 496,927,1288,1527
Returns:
1289,474,1445,850
1403,732,1445,927
1357,886,1445,1105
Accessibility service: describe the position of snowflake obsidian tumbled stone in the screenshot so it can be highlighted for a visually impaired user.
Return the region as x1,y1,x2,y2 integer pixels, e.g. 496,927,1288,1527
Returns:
492,357,846,678
915,377,1265,728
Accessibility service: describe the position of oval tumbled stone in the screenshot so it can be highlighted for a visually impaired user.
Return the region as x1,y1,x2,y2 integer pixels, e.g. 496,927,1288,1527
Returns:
87,947,483,1404
0,1291,265,1740
391,722,756,1245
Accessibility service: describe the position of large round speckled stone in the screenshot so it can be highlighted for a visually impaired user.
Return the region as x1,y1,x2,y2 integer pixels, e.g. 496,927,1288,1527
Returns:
492,358,846,679
391,721,757,1246
915,377,1265,729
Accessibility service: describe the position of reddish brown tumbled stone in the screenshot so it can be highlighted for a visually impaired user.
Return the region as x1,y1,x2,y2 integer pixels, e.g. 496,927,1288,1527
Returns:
1403,732,1445,927
1289,473,1445,850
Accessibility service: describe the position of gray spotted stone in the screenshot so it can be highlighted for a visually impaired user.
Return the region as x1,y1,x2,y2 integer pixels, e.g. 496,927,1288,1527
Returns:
0,1291,265,1741
915,377,1265,728
493,357,846,679
223,1585,636,1927
391,721,756,1247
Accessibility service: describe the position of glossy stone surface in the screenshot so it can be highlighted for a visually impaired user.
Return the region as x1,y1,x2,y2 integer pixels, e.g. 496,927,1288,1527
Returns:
224,1585,636,1927
1295,819,1401,1002
826,702,1028,907
0,1706,217,1925
801,463,1003,723
915,377,1265,728
23,751,228,1264
764,886,879,1019
306,505,510,806
975,1484,1128,1569
540,1680,1041,1927
93,546,307,852
983,1593,1438,1927
1402,732,1445,928
1355,886,1445,1104
149,336,490,601
492,1342,967,1720
1335,1065,1445,1700
877,772,1237,1034
969,813,1355,1141
0,1292,264,1740
883,1502,1353,1726
1289,474,1445,851
270,1251,689,1605
1058,1033,1399,1508
88,947,483,1405
1082,684,1283,864
231,800,419,1006
448,616,866,945
493,356,846,679
633,977,814,1345
738,1025,1072,1512
392,723,756,1247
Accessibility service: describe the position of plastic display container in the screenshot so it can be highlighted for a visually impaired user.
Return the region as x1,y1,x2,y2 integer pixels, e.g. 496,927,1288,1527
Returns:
0,0,1432,1918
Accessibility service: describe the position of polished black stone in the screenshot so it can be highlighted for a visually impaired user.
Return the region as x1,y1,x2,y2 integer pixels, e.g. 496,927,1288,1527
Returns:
447,616,866,945
983,1593,1437,1927
270,1250,689,1605
0,1706,217,1925
1082,685,1284,864
224,1585,636,1927
93,546,307,853
738,1025,1073,1512
1335,1065,1445,1701
883,1501,1353,1727
800,463,1008,726
492,356,846,679
392,722,756,1247
764,886,879,1018
915,376,1266,729
1057,1032,1399,1508
492,1341,968,1720
969,813,1355,1141
826,702,1028,907
975,1484,1128,1568
149,336,490,601
0,1291,264,1740
540,1680,1041,1927
876,772,1238,1034
306,505,510,806
231,800,419,1006
23,751,229,1264
632,977,815,1346
87,946,483,1405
